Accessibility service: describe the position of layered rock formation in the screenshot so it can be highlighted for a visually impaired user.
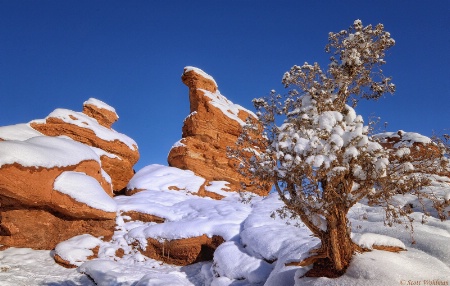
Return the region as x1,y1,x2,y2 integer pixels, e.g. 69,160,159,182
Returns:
0,137,117,249
30,98,139,192
168,67,270,197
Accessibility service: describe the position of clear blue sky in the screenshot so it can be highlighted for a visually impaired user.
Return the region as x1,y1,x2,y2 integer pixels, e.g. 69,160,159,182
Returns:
1,1,448,171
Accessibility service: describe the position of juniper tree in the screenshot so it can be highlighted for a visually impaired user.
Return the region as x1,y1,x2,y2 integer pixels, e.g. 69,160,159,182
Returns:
232,20,449,277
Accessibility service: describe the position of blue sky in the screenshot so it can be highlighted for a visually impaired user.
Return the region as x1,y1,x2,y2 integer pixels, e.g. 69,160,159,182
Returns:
1,1,448,171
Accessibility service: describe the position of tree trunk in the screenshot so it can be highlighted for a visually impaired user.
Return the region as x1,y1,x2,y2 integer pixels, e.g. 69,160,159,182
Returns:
306,179,357,278
306,206,356,278
325,206,355,272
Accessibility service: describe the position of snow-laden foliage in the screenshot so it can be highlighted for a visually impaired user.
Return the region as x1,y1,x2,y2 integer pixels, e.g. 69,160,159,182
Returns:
230,20,449,276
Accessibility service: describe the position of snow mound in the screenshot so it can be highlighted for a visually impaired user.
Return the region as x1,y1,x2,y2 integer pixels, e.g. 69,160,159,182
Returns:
126,164,205,194
351,233,405,250
54,234,103,267
54,171,117,212
212,241,273,284
0,136,100,168
118,190,251,241
0,123,43,141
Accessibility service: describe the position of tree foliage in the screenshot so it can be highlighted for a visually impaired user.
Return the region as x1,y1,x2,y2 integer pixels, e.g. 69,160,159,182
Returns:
230,20,449,277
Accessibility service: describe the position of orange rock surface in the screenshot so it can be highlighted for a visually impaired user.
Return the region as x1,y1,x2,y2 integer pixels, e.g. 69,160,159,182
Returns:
0,160,116,249
137,234,224,266
0,209,114,250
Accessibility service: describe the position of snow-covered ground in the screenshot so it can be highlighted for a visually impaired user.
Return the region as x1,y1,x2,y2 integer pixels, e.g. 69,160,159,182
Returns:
1,164,449,286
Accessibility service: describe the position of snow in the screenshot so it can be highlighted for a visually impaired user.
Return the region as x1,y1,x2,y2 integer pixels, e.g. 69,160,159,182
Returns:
184,111,198,122
77,259,206,286
184,66,218,87
295,249,449,286
201,89,257,126
0,136,100,168
32,108,137,150
171,138,186,148
212,241,273,283
116,164,251,242
54,234,103,267
374,130,432,148
0,247,94,285
204,181,234,197
0,123,43,141
351,233,405,250
120,191,251,241
84,97,117,114
54,171,117,212
126,164,205,194
89,145,120,159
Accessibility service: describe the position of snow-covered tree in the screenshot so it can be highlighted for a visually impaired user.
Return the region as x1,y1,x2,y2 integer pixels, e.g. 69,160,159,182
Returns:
231,20,449,277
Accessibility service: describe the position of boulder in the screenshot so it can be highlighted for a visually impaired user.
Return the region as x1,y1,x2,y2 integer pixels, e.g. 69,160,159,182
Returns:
30,98,139,192
137,235,224,266
167,67,270,197
0,137,117,249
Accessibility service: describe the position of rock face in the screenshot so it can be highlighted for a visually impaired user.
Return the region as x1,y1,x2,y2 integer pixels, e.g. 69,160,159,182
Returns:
0,137,117,249
30,98,139,192
167,67,270,197
0,209,115,250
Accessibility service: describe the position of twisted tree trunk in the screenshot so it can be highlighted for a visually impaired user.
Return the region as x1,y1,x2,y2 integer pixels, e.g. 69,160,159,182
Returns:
305,178,358,277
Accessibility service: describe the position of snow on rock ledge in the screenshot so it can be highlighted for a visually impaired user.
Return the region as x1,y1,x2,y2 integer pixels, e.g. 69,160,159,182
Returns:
0,136,100,168
29,98,139,191
0,123,43,141
125,164,205,195
352,233,406,251
167,67,270,197
54,171,117,213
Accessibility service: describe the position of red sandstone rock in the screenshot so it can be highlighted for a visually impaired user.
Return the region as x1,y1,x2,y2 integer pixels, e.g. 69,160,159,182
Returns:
137,234,224,266
0,137,116,249
167,67,270,197
122,211,165,223
0,160,116,249
30,98,139,191
82,98,118,129
0,208,114,250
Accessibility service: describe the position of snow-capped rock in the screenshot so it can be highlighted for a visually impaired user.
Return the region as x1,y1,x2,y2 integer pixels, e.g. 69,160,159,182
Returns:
29,98,139,191
167,67,270,198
